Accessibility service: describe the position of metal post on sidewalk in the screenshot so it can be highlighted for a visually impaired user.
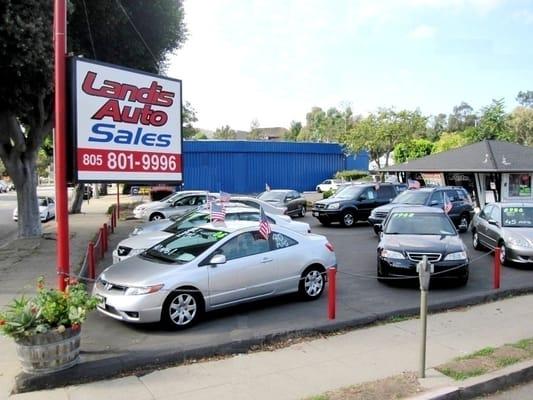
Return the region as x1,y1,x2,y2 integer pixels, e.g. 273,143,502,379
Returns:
328,267,336,320
418,256,433,378
88,242,95,280
116,184,120,219
493,247,501,289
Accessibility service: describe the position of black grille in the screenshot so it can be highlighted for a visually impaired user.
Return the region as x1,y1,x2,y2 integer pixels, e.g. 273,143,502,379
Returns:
117,246,132,256
406,252,442,263
374,212,388,219
98,279,127,293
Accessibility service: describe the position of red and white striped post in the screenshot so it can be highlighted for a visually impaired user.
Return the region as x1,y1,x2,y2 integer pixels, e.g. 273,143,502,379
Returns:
328,267,337,320
88,241,95,280
493,248,501,289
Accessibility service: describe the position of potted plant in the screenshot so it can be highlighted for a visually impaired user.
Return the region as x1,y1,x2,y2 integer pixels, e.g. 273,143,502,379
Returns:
0,277,99,374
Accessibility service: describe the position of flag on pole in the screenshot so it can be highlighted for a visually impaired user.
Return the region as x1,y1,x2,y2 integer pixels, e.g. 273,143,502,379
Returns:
265,183,271,192
407,179,420,189
210,202,226,222
220,191,231,202
443,192,453,214
258,207,272,240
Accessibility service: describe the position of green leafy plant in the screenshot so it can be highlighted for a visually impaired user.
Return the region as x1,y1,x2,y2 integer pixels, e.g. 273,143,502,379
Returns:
334,170,369,181
0,277,98,340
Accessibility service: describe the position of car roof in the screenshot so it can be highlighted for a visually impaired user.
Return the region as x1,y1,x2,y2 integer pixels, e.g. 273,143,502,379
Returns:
388,205,445,214
411,186,466,192
197,220,261,232
490,202,533,208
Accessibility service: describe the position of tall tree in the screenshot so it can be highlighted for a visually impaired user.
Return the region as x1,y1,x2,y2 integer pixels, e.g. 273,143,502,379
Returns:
469,98,513,142
432,132,468,153
0,0,186,236
516,90,533,108
182,101,199,138
214,125,236,139
284,121,302,141
447,102,477,132
393,139,434,163
247,118,261,139
508,106,533,146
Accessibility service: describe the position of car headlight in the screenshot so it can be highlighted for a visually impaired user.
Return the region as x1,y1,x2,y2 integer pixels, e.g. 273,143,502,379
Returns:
125,284,164,296
508,237,532,248
381,249,405,259
327,203,340,210
131,227,143,236
129,248,146,257
444,251,468,261
134,206,145,212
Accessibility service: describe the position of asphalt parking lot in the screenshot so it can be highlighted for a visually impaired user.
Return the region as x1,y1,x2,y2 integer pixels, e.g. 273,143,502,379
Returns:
80,213,533,369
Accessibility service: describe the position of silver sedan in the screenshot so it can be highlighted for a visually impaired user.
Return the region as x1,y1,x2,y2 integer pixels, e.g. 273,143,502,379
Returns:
94,221,337,329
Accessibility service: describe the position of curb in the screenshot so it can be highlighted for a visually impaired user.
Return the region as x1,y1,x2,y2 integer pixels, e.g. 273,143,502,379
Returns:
411,359,533,399
12,286,533,394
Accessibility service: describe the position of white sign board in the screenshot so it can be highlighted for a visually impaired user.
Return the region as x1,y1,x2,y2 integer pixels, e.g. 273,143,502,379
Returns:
71,58,182,183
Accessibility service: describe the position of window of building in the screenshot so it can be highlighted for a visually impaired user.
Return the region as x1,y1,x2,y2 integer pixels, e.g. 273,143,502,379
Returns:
509,174,532,198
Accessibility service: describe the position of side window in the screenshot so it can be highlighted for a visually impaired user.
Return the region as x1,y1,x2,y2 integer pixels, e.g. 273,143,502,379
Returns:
456,190,466,201
174,196,191,206
324,180,331,184
241,200,259,209
445,190,458,202
237,212,260,221
361,188,376,200
377,185,395,200
480,205,493,220
429,191,444,205
271,232,298,250
490,206,501,223
218,232,271,261
225,213,242,221
293,191,301,199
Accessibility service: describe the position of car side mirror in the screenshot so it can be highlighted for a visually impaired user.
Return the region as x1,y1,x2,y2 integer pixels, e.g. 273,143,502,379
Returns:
488,219,499,227
209,254,226,265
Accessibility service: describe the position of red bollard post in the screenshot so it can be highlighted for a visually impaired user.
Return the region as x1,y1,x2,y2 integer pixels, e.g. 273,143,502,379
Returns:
88,241,95,280
99,228,105,259
103,223,108,252
328,267,337,320
493,247,501,289
115,204,119,224
110,216,114,234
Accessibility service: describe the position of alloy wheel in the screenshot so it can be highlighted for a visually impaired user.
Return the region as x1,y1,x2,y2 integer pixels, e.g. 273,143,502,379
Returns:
169,293,197,326
304,270,324,297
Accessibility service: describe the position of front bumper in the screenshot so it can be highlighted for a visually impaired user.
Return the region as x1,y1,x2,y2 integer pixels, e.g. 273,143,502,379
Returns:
133,209,146,219
311,209,342,222
379,257,469,278
505,246,533,264
93,282,167,323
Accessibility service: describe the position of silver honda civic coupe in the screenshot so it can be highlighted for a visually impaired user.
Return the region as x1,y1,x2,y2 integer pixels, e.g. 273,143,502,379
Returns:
93,221,337,329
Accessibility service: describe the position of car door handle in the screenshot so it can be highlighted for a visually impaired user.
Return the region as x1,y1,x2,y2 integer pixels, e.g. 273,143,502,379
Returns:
260,257,273,264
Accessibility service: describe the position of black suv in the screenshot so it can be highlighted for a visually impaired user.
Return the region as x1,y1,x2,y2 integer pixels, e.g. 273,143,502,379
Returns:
368,186,474,233
312,183,407,227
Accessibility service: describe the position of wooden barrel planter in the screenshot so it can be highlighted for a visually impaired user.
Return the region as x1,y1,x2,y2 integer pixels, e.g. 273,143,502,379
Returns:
14,326,81,374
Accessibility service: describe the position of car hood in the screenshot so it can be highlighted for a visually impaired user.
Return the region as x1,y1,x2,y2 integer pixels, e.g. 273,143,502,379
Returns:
373,203,425,214
315,197,351,206
381,234,465,255
99,255,181,287
503,228,533,244
119,231,174,250
138,201,170,211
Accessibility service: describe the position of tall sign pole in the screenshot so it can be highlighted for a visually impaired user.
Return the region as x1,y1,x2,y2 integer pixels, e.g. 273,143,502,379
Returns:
53,0,70,291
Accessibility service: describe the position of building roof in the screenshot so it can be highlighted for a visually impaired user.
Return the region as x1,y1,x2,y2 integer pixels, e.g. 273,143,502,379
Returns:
383,140,533,173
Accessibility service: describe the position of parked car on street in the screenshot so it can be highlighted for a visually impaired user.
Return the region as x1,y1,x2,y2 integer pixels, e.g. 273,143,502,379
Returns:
114,207,312,263
312,183,406,227
369,186,474,233
94,221,337,329
133,191,206,220
257,190,307,217
143,193,219,221
316,179,342,193
13,196,55,222
471,203,533,265
376,206,469,285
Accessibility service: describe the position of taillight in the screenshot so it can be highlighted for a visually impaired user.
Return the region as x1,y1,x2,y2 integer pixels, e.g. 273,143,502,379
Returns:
325,242,334,252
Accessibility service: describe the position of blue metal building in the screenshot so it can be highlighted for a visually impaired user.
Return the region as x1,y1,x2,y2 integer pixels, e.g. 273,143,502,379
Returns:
182,140,369,193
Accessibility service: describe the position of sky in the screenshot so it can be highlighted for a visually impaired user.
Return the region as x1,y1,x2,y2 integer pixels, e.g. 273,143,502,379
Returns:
167,0,533,132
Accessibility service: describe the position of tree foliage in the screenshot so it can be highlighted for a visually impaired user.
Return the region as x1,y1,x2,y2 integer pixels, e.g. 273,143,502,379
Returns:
432,132,468,153
0,0,187,237
214,125,236,139
508,106,533,146
284,121,302,141
182,101,199,138
516,91,533,108
247,118,261,139
393,139,434,163
468,98,512,142
447,102,477,132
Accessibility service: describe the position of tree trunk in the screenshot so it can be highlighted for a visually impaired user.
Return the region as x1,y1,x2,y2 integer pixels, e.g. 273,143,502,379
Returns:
13,159,42,238
69,183,85,214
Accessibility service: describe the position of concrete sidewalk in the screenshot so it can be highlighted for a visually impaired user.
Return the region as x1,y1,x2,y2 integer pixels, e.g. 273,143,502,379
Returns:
4,294,533,400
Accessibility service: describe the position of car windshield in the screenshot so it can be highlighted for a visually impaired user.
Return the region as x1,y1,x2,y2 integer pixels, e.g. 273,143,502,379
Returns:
164,212,210,234
143,228,229,264
258,192,285,202
502,206,533,228
38,198,47,206
331,186,363,199
385,212,456,235
392,190,430,205
160,192,178,202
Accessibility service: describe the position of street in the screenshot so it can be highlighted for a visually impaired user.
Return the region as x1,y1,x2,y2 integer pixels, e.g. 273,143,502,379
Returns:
478,380,533,399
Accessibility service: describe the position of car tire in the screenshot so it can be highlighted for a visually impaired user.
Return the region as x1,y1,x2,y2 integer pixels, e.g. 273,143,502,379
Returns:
318,218,331,226
456,270,469,287
341,210,356,227
299,266,325,300
472,230,484,251
317,188,322,193
299,205,307,217
377,260,388,283
458,213,470,233
149,212,164,221
162,289,204,330
499,242,508,266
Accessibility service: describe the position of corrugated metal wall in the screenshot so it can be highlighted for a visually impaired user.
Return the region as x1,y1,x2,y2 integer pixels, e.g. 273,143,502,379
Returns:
182,140,368,193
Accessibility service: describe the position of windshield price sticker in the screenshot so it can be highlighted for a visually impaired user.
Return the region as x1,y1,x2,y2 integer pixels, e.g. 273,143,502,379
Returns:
72,58,182,183
394,212,415,218
503,208,524,214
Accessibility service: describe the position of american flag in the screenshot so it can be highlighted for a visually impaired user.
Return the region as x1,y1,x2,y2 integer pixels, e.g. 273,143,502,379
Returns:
258,207,272,240
219,191,231,202
443,192,453,214
210,202,226,222
408,179,421,189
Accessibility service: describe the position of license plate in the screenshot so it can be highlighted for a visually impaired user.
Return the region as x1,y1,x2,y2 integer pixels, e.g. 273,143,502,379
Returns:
95,294,106,308
313,211,319,217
